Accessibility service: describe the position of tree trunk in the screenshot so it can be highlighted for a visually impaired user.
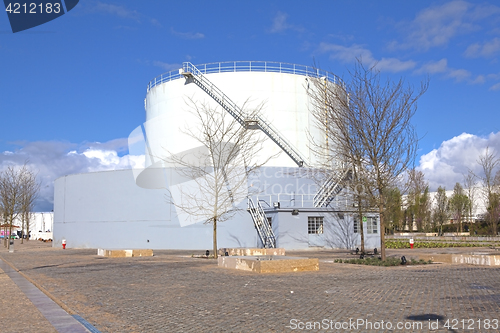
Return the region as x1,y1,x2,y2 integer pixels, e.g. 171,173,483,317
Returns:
357,202,365,253
213,217,218,259
379,214,386,260
26,212,30,241
21,213,25,244
8,217,13,250
378,192,386,260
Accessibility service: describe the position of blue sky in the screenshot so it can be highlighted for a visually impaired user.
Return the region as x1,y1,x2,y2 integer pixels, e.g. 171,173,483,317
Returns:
1,0,500,210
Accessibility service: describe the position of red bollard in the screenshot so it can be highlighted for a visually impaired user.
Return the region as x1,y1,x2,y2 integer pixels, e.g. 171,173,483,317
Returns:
409,238,414,249
62,239,66,250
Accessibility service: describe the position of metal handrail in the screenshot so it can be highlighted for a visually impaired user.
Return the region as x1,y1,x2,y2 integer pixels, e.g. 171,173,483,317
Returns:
147,61,341,92
255,193,353,210
180,62,307,167
314,169,352,207
247,197,276,248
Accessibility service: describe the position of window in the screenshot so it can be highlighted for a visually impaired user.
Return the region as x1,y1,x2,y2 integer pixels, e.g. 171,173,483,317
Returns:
308,217,323,234
354,216,378,234
366,217,378,234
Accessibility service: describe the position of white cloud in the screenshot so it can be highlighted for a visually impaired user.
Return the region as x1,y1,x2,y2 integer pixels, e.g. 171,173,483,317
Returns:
471,75,486,84
94,2,141,21
465,38,500,58
418,132,500,191
447,68,472,82
376,58,417,73
269,11,303,33
415,58,448,74
270,11,289,33
489,82,500,91
170,28,204,39
391,1,500,52
393,1,474,51
153,61,182,72
150,18,162,28
415,58,472,82
89,1,161,27
318,43,416,73
0,140,144,211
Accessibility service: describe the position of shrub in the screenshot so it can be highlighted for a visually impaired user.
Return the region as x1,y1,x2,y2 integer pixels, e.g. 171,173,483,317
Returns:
334,257,431,266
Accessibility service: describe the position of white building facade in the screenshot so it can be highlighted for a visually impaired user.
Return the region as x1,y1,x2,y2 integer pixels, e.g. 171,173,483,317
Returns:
54,61,381,251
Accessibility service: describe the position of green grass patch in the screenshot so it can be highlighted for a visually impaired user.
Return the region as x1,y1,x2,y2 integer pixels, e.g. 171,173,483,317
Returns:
385,239,499,249
334,257,432,266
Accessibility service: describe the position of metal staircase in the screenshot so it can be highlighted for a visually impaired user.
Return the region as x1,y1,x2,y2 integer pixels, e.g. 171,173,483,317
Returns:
180,62,306,167
313,169,352,207
247,197,276,248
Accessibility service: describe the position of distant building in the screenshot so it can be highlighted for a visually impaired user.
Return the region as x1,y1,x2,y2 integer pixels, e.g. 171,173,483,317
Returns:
4,212,53,240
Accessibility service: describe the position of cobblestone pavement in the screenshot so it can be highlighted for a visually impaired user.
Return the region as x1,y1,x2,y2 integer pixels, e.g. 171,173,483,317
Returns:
1,240,500,333
0,261,57,333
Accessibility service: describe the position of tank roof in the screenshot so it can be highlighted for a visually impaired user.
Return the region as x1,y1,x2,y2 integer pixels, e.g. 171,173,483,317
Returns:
147,61,341,92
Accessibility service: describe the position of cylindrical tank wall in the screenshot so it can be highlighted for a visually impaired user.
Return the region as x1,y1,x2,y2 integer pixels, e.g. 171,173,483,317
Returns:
144,66,329,168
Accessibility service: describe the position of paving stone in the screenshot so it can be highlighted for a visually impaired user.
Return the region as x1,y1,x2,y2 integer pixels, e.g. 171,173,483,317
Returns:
1,240,500,332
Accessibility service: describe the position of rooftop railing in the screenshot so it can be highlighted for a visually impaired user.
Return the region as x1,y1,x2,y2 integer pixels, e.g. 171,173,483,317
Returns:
255,193,353,210
146,61,341,92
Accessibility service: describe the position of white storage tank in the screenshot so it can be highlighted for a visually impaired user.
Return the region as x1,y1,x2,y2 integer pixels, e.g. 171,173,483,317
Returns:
141,61,340,169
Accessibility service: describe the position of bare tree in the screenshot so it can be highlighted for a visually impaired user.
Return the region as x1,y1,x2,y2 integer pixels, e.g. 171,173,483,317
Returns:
307,73,370,253
384,187,404,232
488,169,500,234
476,147,500,235
433,186,449,235
0,163,40,248
164,100,273,258
463,171,477,224
1,167,20,248
309,59,428,259
406,169,431,231
449,182,470,233
19,167,40,243
0,166,22,248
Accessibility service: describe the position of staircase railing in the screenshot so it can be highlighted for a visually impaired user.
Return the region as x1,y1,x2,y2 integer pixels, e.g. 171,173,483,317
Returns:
247,197,276,248
313,169,352,207
180,62,307,167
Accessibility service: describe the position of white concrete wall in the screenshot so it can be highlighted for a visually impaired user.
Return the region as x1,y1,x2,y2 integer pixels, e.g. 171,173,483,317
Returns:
53,169,258,250
53,167,381,250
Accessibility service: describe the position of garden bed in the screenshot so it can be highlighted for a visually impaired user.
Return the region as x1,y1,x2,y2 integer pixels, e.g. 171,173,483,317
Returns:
386,239,500,249
334,257,432,266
